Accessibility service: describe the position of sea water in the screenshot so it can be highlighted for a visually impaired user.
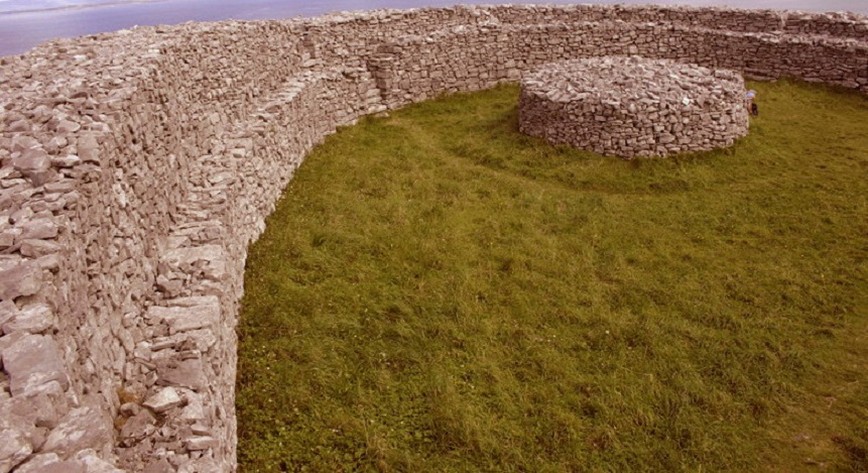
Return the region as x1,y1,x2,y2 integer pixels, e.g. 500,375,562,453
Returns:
1,0,866,56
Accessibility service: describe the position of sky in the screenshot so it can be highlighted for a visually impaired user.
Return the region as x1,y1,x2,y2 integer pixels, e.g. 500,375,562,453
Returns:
2,0,867,14
0,0,865,56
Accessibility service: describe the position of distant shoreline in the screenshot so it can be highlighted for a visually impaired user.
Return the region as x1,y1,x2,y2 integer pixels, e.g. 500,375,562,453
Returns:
0,0,163,17
1,0,866,57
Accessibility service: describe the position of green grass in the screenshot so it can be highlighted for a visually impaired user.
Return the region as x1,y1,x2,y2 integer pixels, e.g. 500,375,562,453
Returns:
236,80,868,472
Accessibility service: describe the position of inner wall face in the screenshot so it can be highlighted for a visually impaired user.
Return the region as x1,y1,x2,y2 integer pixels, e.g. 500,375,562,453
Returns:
519,56,750,158
0,4,865,472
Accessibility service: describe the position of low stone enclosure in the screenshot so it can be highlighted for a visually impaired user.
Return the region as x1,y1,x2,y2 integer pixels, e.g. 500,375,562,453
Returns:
519,56,750,157
0,4,865,472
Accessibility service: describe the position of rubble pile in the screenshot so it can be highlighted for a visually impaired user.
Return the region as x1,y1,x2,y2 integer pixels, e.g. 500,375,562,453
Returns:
519,56,749,158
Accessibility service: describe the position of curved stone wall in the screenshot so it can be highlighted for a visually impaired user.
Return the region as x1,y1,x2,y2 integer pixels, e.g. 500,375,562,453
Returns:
0,4,865,472
519,56,750,157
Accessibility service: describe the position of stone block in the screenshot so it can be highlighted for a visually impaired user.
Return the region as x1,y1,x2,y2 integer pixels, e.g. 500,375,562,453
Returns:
156,357,209,391
184,436,218,451
42,406,113,458
12,149,50,175
6,380,69,429
12,454,85,473
2,334,68,396
20,239,62,258
1,303,55,335
143,387,183,412
0,427,31,473
119,409,157,444
0,261,42,301
161,245,227,281
146,296,221,334
75,449,125,473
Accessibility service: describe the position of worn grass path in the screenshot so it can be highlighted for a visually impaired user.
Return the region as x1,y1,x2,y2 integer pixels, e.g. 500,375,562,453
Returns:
236,81,868,472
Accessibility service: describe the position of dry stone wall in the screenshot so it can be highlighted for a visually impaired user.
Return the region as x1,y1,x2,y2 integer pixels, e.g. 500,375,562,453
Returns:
518,56,750,157
0,4,866,472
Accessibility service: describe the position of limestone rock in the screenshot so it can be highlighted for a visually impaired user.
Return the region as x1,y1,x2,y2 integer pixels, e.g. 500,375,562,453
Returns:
119,409,156,444
145,296,220,334
51,155,81,168
0,261,42,301
1,303,55,335
6,380,69,429
20,219,59,240
0,300,17,335
155,358,209,391
178,390,205,421
2,334,68,396
161,245,227,282
42,406,113,458
177,457,219,473
184,436,218,451
0,427,31,473
12,148,50,175
12,453,85,473
20,239,62,258
142,458,174,473
75,449,125,473
518,56,749,158
77,134,101,164
143,387,183,412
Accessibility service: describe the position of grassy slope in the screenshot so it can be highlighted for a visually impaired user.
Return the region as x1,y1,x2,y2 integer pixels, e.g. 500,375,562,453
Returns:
236,81,868,472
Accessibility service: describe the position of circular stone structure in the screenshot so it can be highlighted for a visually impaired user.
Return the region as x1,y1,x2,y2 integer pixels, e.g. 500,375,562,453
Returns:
519,56,750,158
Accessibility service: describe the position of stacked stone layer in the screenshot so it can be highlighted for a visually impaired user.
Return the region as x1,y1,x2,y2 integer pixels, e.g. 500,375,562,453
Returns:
0,4,866,473
519,56,750,157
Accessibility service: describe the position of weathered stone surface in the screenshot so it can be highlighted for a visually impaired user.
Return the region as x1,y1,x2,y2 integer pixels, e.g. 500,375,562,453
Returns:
145,296,220,334
6,380,69,429
178,390,205,421
143,387,183,412
0,427,31,473
152,328,217,353
12,149,50,175
2,334,68,396
0,261,42,301
519,56,749,158
161,246,227,281
76,134,100,164
155,358,209,391
141,458,174,473
184,436,218,451
56,120,82,134
20,219,59,240
1,302,54,334
76,450,126,473
51,155,81,168
0,300,17,334
119,409,156,444
177,457,219,473
20,239,62,258
13,454,86,473
42,406,113,458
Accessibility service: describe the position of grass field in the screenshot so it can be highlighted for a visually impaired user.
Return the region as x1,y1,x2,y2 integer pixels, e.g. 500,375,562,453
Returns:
236,80,868,472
